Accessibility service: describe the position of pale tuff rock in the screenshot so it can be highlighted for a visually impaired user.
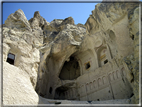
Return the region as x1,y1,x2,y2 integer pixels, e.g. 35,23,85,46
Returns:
3,61,39,105
85,3,139,33
29,11,50,29
3,10,42,89
85,2,139,58
4,9,31,32
124,7,140,104
43,17,75,43
36,2,139,104
36,19,87,97
2,2,140,105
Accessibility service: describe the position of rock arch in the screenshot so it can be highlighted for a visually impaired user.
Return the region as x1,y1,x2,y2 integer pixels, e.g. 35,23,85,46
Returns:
59,55,80,80
103,76,107,84
97,46,108,67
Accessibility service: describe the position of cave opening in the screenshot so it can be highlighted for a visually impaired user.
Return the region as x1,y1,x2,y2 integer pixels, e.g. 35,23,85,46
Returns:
131,35,134,40
6,53,15,65
104,59,108,64
54,86,69,100
85,62,90,70
59,55,80,80
49,87,52,94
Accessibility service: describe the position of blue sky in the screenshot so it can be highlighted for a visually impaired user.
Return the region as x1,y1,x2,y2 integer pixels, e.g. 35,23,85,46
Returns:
2,2,100,25
2,0,142,25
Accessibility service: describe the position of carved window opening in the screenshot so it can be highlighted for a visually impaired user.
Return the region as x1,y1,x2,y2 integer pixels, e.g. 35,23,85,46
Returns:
104,59,108,64
131,35,134,40
49,87,52,94
97,47,108,67
6,53,15,65
85,62,90,70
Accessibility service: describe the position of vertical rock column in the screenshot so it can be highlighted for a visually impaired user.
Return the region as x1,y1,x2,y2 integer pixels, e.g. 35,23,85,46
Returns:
129,7,140,104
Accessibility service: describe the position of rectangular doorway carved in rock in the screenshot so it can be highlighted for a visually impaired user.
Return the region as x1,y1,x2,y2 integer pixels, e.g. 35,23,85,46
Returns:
6,53,15,65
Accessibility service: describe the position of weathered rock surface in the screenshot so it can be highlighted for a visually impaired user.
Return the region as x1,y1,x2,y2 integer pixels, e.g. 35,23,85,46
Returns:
2,2,140,106
3,61,39,105
36,2,140,104
36,17,87,99
4,9,31,32
2,60,131,105
85,3,139,58
2,9,48,105
123,7,140,104
3,9,44,89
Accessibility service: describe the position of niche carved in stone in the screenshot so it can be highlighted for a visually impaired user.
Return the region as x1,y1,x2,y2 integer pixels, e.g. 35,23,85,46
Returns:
59,56,80,80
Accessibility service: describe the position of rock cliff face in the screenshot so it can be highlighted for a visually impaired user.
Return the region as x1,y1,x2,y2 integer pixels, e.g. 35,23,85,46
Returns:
3,9,43,89
2,2,140,105
84,2,140,104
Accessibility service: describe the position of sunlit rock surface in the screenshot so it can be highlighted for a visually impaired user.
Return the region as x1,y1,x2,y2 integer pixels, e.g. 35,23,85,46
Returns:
2,2,140,105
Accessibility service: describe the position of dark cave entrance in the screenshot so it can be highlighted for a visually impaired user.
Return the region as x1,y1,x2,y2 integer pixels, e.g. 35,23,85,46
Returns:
54,85,76,100
59,55,80,80
54,86,68,100
6,53,15,65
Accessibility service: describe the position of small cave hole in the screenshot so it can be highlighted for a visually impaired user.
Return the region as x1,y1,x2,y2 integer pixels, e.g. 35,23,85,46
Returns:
54,86,69,100
131,35,134,40
39,92,44,97
49,87,52,94
6,53,15,65
55,102,61,104
86,62,90,70
97,99,100,101
41,25,44,30
41,53,44,56
130,93,134,97
43,31,45,35
104,59,108,64
131,73,134,83
52,31,58,35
